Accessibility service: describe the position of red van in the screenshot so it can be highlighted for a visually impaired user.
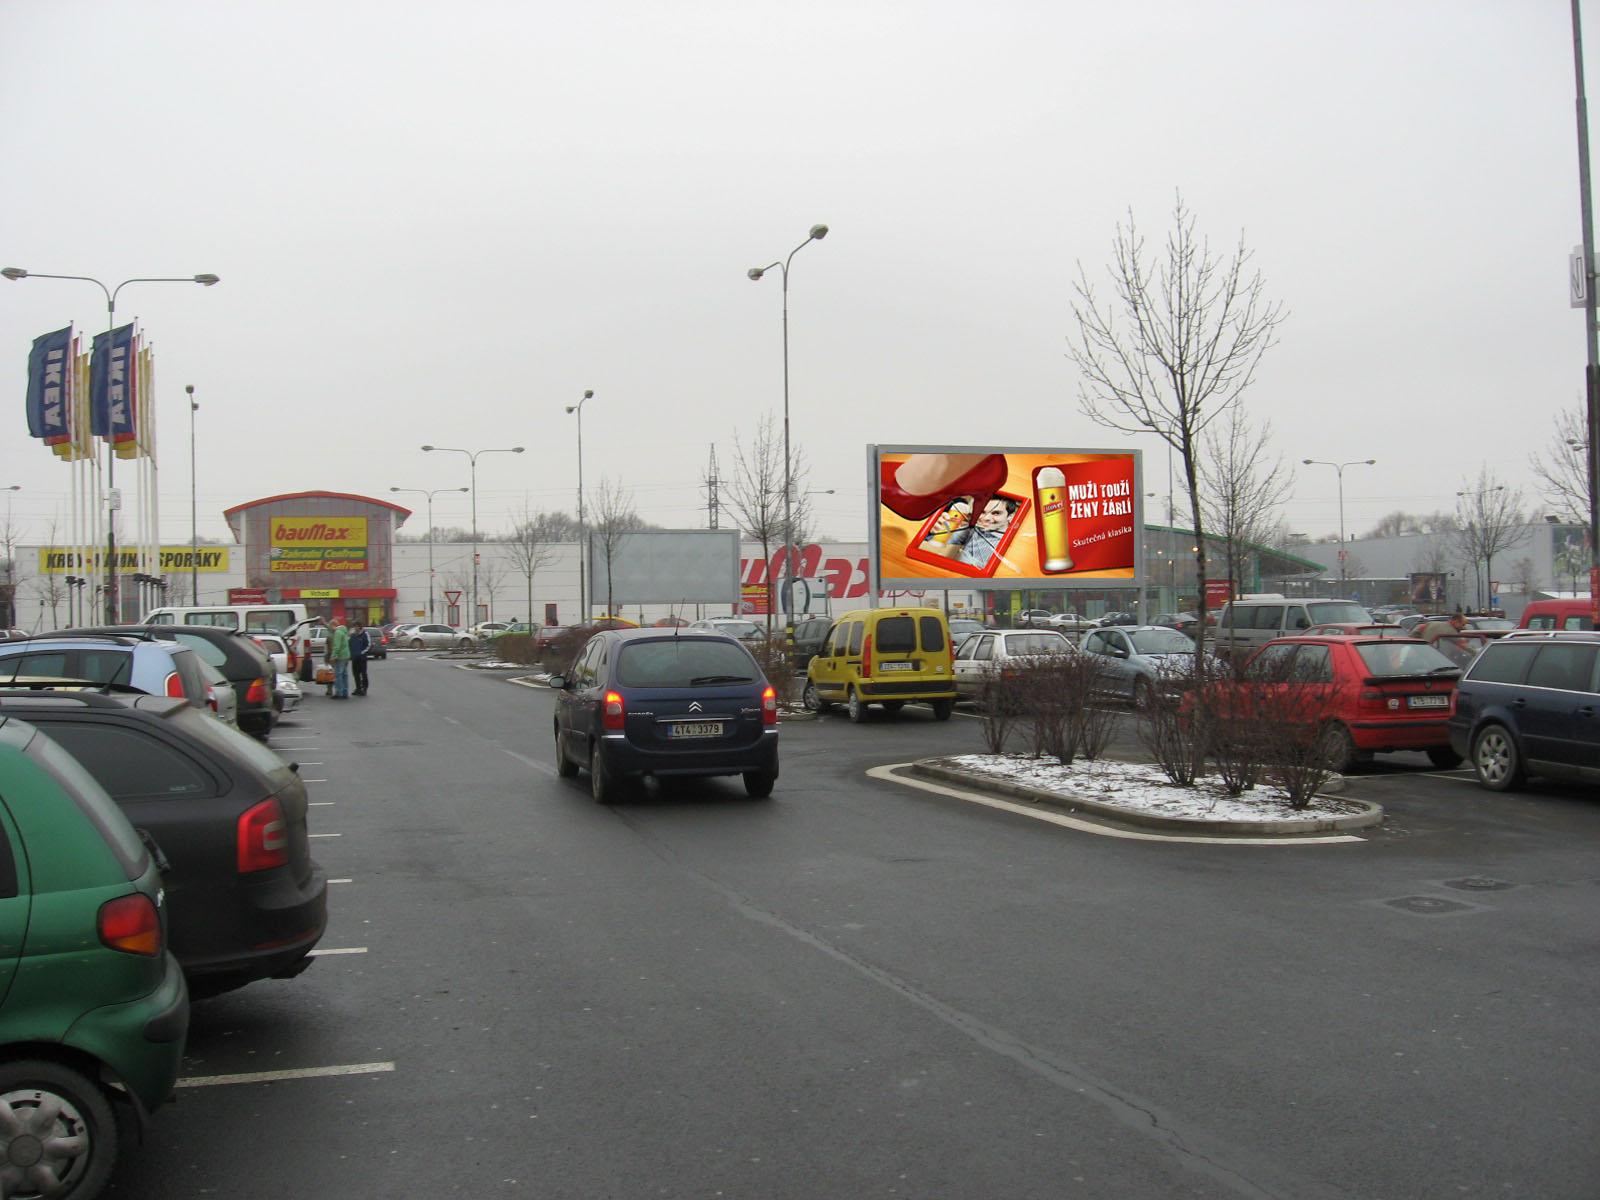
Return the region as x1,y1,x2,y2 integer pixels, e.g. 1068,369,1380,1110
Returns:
1518,599,1595,631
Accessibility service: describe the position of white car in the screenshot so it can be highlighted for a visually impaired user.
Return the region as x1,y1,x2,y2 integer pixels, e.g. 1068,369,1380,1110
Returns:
196,658,239,728
687,618,766,642
472,621,511,639
249,632,292,676
274,671,303,715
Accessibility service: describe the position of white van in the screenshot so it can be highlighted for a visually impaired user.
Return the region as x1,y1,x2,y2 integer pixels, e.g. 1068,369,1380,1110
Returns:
142,603,310,636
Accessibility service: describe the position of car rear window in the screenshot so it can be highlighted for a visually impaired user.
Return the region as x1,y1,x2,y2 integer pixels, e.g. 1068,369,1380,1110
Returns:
1354,641,1456,678
919,616,946,653
1466,640,1539,684
875,617,916,654
1011,633,1067,655
1307,602,1370,624
615,639,759,687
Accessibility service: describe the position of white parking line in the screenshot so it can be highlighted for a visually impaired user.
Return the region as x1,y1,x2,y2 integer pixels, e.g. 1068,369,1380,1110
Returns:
309,832,341,838
329,878,353,884
178,1062,395,1089
308,946,367,956
868,764,1363,845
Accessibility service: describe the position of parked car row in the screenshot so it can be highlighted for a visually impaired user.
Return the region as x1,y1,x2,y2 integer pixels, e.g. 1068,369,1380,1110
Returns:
0,660,330,1195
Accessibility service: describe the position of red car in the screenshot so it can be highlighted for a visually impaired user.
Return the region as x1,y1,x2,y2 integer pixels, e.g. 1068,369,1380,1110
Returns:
1201,635,1464,771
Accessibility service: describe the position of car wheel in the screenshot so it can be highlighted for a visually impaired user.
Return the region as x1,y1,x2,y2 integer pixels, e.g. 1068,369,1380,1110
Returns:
555,720,578,778
590,744,621,803
1472,724,1524,792
743,769,776,798
0,1060,117,1200
847,689,866,723
1426,746,1464,769
410,638,425,649
1318,723,1357,773
930,698,955,721
1132,677,1153,710
459,638,473,649
802,682,830,713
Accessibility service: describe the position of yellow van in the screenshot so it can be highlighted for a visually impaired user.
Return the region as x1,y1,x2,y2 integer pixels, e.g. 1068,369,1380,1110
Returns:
802,606,957,722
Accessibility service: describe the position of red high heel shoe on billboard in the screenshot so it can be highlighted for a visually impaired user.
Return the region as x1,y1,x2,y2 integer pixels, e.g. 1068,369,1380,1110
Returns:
879,453,1009,521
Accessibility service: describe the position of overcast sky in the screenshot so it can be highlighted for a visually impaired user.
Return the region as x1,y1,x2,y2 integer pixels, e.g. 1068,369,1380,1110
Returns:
1,1,1591,551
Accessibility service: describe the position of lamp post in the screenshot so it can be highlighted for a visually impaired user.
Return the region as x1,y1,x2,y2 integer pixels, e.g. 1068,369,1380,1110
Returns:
185,385,199,604
2,268,219,621
1302,458,1375,595
564,390,594,620
420,445,524,626
390,486,469,621
748,224,828,653
1,486,18,628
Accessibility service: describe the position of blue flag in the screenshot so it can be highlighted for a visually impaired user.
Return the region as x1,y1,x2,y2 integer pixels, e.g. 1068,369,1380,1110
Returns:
26,326,73,440
90,323,136,440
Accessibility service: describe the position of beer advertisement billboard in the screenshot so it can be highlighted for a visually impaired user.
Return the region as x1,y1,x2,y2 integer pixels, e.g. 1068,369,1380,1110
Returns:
872,446,1143,590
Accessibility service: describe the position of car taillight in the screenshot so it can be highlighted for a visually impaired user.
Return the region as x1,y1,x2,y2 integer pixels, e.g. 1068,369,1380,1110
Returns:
602,691,626,731
237,798,289,873
99,893,162,957
862,634,873,677
246,676,270,705
762,685,777,726
287,648,299,672
165,672,186,699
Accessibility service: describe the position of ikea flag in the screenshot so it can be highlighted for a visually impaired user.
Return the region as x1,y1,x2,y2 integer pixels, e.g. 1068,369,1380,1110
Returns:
90,323,137,441
26,326,73,440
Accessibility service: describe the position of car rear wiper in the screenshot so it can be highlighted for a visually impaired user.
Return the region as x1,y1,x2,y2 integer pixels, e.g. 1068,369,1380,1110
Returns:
689,675,754,685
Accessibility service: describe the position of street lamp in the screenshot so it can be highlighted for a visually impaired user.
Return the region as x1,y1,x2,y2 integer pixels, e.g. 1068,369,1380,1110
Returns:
748,224,828,653
1302,458,1376,595
390,486,469,621
1,486,18,628
420,445,524,626
2,268,219,621
564,390,594,620
186,385,199,604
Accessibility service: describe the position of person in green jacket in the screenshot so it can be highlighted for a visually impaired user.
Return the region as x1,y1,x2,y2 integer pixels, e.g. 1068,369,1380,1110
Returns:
326,620,353,699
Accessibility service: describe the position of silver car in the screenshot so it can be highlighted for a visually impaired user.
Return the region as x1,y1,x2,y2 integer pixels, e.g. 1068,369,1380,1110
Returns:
952,629,1075,701
402,623,475,650
196,657,240,727
1078,624,1224,707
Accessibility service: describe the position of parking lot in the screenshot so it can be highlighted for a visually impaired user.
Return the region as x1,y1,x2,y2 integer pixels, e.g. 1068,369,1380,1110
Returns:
103,653,1600,1199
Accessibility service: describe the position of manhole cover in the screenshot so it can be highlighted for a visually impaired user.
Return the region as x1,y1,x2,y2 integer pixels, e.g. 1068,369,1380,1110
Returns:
1443,876,1515,892
1383,896,1477,916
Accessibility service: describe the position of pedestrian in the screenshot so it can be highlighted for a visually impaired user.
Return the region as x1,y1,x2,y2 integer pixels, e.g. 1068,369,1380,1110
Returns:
349,622,371,697
326,619,352,699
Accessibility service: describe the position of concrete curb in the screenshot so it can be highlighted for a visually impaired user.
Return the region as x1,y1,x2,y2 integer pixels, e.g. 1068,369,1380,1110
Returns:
907,758,1384,836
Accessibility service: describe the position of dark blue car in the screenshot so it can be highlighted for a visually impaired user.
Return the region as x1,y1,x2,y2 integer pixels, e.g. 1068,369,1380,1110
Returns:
1447,630,1600,791
551,628,779,802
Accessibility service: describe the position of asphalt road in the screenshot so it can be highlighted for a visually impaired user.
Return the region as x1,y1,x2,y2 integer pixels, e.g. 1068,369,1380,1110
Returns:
107,655,1600,1199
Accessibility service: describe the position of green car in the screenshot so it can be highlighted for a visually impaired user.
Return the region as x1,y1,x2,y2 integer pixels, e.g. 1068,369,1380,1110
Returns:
484,621,539,640
0,716,188,1198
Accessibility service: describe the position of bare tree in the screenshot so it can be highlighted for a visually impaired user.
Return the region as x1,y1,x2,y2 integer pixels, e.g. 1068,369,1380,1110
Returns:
1454,467,1525,612
1509,556,1542,600
721,415,813,629
503,506,565,624
1067,192,1286,664
589,477,640,618
1198,406,1291,601
1530,405,1590,522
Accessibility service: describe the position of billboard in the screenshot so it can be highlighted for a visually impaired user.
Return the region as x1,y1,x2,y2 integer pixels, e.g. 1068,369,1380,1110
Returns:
586,530,740,608
39,547,231,574
873,446,1143,590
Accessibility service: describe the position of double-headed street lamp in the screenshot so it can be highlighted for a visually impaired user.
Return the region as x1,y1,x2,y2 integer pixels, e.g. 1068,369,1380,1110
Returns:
564,390,595,620
749,225,828,653
420,445,523,626
390,486,469,621
2,267,219,621
1302,458,1376,595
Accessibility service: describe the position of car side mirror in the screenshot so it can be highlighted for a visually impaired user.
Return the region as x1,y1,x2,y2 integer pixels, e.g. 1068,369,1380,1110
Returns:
548,674,568,690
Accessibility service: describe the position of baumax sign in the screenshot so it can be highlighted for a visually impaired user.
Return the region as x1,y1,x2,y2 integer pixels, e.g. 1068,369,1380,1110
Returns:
269,517,369,573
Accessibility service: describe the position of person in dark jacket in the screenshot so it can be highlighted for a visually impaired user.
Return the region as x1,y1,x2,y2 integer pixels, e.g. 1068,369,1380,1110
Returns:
349,623,372,697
